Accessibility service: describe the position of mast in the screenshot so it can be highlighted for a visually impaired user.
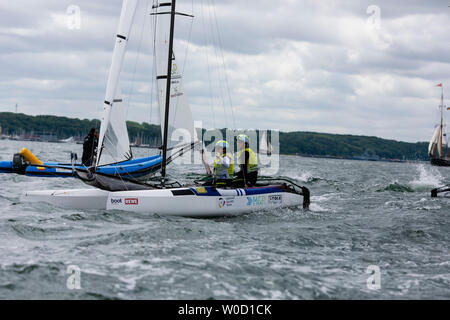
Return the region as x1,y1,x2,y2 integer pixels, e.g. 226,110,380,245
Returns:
161,0,177,186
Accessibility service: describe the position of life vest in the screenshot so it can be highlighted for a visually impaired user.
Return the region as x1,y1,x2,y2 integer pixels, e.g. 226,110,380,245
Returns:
236,148,258,173
213,153,234,179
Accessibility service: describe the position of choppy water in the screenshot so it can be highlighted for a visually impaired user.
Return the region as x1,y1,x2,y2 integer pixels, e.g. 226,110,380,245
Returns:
0,140,449,299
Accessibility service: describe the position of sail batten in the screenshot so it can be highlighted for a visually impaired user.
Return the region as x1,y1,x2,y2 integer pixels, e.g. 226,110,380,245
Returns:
97,0,138,166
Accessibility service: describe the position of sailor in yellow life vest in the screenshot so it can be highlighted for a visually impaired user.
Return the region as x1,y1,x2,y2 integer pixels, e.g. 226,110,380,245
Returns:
235,134,258,187
201,140,234,185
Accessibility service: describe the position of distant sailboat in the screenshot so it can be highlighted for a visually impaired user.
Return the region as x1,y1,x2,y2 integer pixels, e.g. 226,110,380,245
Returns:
428,83,450,166
59,136,74,143
259,131,273,156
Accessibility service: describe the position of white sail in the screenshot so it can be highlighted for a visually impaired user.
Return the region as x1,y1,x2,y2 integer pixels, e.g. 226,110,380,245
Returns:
97,0,138,166
154,3,199,159
428,126,442,157
259,131,272,155
99,84,133,165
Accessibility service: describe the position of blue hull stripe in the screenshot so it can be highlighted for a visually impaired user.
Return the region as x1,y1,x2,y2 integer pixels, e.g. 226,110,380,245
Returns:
189,186,284,197
244,187,284,195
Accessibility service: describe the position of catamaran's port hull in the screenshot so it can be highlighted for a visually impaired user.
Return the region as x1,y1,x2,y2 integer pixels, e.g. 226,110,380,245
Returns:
24,186,307,217
0,155,162,178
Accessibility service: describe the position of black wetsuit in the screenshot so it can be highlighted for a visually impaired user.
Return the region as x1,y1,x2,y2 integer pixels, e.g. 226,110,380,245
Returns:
234,150,258,187
82,132,98,166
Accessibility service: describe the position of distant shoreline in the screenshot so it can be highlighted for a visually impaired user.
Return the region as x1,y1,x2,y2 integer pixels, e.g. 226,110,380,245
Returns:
0,112,430,161
279,152,427,163
2,137,426,164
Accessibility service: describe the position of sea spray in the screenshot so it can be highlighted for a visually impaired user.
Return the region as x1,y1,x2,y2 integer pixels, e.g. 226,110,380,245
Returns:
410,164,444,189
291,171,323,183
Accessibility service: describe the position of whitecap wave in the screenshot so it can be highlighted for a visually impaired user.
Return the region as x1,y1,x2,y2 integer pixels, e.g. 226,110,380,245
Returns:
291,171,316,183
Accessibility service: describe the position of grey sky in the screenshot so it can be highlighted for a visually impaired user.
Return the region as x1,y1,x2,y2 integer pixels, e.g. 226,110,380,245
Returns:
0,0,449,142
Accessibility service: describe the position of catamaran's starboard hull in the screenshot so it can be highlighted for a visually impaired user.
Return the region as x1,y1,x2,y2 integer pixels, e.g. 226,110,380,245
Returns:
107,187,304,217
24,186,307,217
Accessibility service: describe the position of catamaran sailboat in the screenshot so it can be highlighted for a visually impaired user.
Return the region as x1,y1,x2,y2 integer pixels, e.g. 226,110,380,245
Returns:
25,0,310,216
428,84,450,166
0,0,162,179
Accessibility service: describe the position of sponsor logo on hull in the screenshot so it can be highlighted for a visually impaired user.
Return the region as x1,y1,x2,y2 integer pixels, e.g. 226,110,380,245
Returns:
218,197,226,208
246,195,266,206
217,196,235,209
268,194,282,205
110,198,122,205
125,198,138,205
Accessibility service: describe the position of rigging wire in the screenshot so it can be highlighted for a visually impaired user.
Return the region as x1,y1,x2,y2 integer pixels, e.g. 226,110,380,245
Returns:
180,0,195,77
126,0,149,127
211,0,237,130
148,0,158,148
206,0,229,130
200,0,217,130
151,1,159,147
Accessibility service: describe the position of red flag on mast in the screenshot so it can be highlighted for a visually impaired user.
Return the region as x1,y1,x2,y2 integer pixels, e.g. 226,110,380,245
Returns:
436,83,443,87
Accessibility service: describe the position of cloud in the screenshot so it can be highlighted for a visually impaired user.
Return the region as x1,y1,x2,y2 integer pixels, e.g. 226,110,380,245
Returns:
0,0,450,143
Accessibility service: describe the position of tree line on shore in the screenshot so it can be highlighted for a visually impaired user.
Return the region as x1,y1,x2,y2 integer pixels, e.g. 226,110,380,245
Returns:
0,112,428,160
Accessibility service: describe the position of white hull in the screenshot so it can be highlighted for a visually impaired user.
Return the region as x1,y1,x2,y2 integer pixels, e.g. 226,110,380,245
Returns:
25,186,305,217
25,189,109,210
107,188,303,217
